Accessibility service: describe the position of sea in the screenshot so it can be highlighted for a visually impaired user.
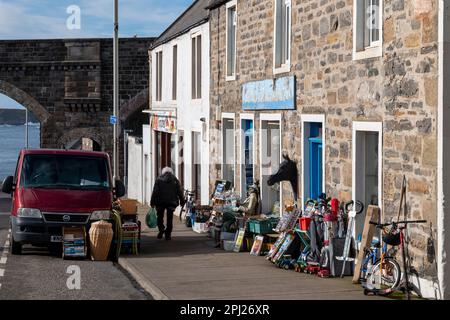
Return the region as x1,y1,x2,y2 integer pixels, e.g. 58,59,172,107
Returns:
0,124,40,181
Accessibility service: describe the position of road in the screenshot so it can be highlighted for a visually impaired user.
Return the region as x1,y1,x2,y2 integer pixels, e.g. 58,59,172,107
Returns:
0,194,150,300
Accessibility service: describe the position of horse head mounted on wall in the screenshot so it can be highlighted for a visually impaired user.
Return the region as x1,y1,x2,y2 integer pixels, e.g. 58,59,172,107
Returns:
267,154,299,202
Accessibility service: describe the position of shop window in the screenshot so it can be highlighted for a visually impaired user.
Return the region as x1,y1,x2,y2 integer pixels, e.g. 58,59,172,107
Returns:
274,0,291,73
226,1,237,80
155,51,163,101
222,117,235,187
354,0,382,60
191,34,202,99
172,45,177,101
241,119,254,195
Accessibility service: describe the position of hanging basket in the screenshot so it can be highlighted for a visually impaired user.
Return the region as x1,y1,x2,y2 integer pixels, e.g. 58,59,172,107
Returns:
89,220,114,261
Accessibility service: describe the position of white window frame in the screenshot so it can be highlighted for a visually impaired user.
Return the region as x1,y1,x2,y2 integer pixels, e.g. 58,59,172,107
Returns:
353,0,383,61
191,32,202,100
301,114,326,209
259,113,283,216
273,0,292,75
352,121,383,237
221,112,236,188
239,113,256,197
154,49,163,102
226,0,237,81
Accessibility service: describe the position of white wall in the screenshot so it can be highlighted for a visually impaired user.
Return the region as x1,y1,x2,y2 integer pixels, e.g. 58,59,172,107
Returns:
149,22,210,205
142,125,151,205
127,136,143,203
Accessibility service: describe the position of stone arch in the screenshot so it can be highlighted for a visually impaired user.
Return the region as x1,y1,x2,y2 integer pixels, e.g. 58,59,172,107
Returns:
0,80,50,124
57,128,108,152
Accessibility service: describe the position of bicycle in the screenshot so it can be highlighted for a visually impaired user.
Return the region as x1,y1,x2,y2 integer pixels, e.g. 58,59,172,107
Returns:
179,189,196,227
363,219,427,298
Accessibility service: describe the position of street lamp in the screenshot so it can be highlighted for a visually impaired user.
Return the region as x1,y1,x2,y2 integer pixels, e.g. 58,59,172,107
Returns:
113,0,120,183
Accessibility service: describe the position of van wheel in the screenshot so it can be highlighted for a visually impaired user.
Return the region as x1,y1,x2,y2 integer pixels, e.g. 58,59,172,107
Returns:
10,236,22,255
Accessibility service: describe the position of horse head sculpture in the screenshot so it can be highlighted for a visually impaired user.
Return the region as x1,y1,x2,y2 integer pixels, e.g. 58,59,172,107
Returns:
267,154,299,202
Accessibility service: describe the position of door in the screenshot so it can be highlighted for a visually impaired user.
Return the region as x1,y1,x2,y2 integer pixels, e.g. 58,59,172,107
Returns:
309,138,323,200
192,131,202,202
241,119,254,195
261,120,281,214
222,118,235,186
354,130,380,238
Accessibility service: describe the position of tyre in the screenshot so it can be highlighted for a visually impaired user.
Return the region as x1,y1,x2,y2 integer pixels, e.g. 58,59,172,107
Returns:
10,236,22,255
366,257,401,295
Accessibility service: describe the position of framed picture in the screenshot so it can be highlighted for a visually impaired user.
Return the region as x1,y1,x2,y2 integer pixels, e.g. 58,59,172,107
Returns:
233,228,246,252
250,235,265,256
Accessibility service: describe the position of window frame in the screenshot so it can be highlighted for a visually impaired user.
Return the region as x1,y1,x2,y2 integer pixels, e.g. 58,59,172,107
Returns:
226,0,238,81
273,0,292,75
154,50,163,102
191,33,202,100
353,0,383,61
172,44,178,101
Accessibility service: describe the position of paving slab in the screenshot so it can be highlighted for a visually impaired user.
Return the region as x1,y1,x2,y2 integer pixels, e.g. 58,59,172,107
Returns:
119,204,388,300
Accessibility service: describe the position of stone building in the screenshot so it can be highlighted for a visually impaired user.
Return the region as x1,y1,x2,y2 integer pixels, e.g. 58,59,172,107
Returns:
143,0,211,205
207,0,450,298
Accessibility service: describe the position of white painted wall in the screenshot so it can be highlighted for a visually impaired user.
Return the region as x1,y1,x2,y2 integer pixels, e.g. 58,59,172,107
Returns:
148,22,210,205
127,135,143,203
142,125,151,205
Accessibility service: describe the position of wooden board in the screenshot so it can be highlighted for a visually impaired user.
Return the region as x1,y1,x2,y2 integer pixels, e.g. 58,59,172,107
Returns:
352,205,380,284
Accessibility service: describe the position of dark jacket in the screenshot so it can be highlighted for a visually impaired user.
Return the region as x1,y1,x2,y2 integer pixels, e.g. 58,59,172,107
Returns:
150,172,185,210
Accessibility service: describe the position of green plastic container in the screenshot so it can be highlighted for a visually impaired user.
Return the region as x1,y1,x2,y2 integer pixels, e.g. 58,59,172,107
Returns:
248,218,279,234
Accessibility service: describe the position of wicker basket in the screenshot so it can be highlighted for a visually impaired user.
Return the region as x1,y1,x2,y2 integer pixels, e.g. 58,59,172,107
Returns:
119,199,138,215
89,220,113,261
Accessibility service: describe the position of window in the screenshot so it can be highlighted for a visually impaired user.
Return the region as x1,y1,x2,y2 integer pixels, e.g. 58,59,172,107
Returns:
226,1,237,80
222,117,235,187
172,45,177,100
274,0,291,72
354,0,382,60
155,51,163,101
191,34,202,99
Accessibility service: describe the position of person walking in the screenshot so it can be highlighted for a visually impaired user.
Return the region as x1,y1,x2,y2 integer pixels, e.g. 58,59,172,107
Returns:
150,167,185,240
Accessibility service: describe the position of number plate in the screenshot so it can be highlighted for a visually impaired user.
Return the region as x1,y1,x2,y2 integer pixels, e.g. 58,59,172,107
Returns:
50,236,63,242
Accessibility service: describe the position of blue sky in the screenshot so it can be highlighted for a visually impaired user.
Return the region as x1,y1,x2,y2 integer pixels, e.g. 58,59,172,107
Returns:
0,0,193,109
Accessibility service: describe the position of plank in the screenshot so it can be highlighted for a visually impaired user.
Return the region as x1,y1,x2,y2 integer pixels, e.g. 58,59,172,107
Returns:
352,205,380,284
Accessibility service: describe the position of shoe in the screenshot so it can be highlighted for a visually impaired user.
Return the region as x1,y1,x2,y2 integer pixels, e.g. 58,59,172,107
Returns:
165,235,172,241
157,230,165,239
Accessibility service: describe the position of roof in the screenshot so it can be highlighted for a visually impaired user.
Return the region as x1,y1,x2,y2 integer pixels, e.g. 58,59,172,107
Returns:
151,0,210,49
206,0,230,10
21,149,109,158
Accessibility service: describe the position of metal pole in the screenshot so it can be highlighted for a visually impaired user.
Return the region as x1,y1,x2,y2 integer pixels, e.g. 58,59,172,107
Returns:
25,109,28,149
124,130,128,189
113,0,119,183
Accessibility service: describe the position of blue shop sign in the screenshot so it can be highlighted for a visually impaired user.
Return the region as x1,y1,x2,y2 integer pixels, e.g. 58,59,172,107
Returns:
242,76,296,110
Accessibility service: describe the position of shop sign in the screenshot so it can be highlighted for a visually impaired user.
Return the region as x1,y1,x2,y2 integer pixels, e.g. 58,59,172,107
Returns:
242,76,296,110
151,111,176,134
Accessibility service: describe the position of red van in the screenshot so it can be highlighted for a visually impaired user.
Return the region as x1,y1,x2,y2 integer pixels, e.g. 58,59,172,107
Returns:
1,149,125,255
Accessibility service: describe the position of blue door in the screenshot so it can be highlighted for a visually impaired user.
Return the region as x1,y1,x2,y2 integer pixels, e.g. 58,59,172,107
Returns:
309,137,323,200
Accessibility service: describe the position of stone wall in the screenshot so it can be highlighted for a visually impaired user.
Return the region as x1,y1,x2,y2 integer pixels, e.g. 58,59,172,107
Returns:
209,0,438,279
0,37,153,177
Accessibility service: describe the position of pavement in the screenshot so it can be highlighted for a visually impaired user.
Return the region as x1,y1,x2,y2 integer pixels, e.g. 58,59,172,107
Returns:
118,203,387,300
0,194,150,300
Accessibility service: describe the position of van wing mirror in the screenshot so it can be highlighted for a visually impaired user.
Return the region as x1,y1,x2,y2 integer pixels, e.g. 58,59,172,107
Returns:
114,179,126,198
1,176,14,194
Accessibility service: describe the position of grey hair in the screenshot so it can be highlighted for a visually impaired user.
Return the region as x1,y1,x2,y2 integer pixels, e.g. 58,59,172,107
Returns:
162,167,174,175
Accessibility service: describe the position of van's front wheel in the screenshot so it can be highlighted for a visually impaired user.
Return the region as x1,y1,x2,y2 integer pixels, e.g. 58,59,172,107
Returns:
10,236,22,255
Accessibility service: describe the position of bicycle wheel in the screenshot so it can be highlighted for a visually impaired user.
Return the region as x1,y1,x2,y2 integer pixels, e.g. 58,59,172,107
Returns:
366,257,401,295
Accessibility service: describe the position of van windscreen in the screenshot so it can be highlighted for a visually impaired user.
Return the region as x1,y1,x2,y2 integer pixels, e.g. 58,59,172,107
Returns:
20,154,110,190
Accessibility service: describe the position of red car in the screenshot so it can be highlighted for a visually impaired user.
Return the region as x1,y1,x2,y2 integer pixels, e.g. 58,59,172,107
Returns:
1,149,125,255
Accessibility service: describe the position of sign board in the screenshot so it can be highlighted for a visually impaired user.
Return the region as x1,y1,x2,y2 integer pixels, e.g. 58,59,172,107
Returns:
151,111,176,134
110,115,117,125
242,76,296,110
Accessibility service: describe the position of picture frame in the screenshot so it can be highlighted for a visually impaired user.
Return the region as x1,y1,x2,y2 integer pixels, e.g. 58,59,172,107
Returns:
250,235,265,256
233,228,246,252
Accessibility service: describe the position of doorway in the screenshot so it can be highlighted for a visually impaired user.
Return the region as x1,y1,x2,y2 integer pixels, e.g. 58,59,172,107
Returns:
240,117,254,196
260,116,281,215
222,115,235,187
352,122,382,238
192,131,202,202
154,130,174,178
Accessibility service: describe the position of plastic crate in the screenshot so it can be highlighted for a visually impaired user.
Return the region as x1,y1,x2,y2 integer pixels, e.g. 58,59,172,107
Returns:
248,218,279,234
